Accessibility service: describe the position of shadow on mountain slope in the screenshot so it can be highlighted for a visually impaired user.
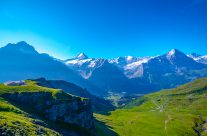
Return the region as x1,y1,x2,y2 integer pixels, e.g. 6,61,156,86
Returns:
95,119,119,136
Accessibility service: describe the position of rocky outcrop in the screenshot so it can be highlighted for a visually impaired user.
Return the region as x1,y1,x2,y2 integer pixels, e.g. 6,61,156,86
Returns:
4,80,26,86
3,91,95,131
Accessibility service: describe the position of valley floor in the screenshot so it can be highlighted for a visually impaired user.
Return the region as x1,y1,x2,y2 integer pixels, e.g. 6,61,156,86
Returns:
95,78,207,136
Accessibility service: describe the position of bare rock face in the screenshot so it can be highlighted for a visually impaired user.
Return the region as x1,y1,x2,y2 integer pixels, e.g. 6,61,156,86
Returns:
44,99,94,130
3,92,95,131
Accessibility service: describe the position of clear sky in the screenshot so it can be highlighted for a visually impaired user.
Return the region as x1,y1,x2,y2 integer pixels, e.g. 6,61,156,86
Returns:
0,0,207,59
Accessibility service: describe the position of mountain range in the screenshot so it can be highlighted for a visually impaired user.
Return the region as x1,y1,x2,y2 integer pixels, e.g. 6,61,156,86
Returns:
1,41,207,97
65,49,207,95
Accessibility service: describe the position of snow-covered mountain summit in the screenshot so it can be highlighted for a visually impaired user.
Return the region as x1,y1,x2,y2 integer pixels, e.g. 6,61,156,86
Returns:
63,49,207,94
76,53,88,60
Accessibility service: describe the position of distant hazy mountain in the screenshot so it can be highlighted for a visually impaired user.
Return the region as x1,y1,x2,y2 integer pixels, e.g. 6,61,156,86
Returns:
0,41,104,96
65,49,207,94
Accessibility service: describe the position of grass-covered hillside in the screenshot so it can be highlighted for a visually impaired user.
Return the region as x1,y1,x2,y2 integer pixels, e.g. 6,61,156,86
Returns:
0,80,93,136
0,97,60,136
95,78,207,136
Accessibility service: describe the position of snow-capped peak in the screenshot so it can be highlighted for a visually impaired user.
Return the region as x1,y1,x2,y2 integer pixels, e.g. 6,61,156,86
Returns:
166,49,185,60
76,53,88,60
126,56,133,61
167,49,176,57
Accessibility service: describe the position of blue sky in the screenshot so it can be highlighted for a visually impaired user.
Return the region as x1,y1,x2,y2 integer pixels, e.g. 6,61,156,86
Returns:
0,0,207,59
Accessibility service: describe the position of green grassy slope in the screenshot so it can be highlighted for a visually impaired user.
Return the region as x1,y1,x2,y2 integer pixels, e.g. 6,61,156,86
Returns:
95,78,207,136
0,80,87,136
0,80,85,100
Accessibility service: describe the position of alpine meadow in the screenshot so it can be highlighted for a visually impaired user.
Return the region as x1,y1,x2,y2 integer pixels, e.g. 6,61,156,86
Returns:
0,0,207,136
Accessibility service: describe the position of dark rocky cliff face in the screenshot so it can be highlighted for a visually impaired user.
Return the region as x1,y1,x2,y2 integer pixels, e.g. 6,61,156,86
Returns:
3,91,95,131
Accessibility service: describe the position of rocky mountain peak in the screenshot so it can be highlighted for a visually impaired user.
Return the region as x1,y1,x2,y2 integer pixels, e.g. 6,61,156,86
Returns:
76,53,88,60
166,49,186,60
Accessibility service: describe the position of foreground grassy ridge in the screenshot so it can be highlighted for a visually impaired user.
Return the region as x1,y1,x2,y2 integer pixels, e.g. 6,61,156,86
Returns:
0,80,88,136
95,78,207,136
0,80,59,94
0,80,87,101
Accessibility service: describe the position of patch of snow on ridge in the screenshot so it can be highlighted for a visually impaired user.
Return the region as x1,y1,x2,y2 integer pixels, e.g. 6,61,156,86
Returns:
88,60,96,68
166,49,176,60
188,54,207,64
126,56,133,61
66,59,92,66
124,57,152,70
80,71,92,79
123,57,153,78
124,58,150,70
